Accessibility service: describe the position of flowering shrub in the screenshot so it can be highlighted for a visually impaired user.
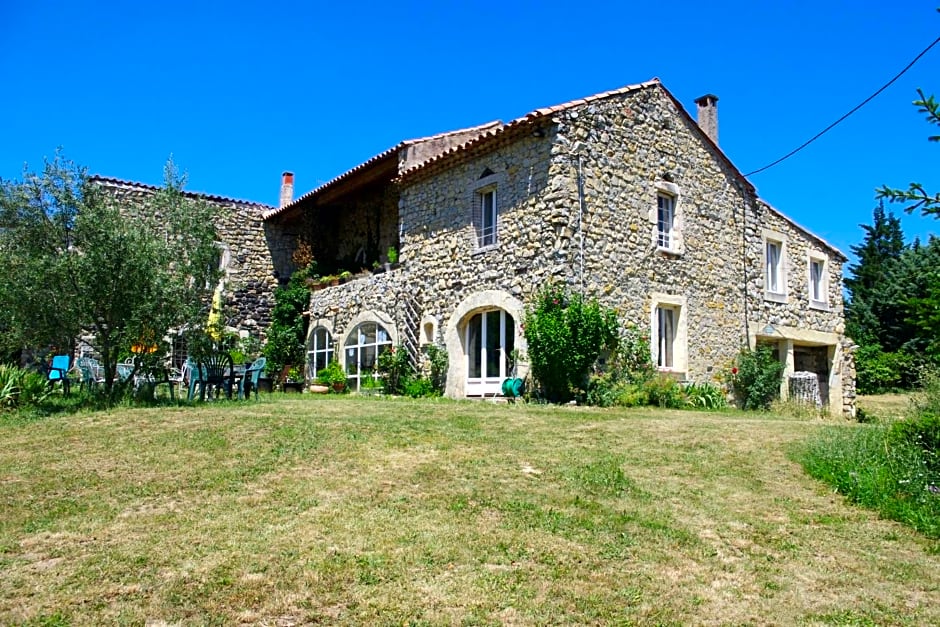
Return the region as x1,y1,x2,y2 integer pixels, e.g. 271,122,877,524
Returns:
731,346,784,410
378,344,411,395
523,285,619,402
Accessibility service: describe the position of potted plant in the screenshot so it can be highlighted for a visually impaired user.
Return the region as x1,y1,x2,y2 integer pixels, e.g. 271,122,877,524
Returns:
385,246,398,272
339,270,352,283
372,260,383,274
283,365,304,393
361,370,384,396
317,360,347,393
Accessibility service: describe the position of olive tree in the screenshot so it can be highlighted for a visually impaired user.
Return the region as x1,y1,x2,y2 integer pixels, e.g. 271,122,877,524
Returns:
0,152,221,395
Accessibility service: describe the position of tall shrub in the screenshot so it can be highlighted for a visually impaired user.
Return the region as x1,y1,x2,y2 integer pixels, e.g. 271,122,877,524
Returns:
732,346,784,410
263,265,313,380
523,285,619,402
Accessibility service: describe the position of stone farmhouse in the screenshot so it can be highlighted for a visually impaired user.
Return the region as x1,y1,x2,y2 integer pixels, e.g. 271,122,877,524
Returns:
266,78,855,416
97,78,856,415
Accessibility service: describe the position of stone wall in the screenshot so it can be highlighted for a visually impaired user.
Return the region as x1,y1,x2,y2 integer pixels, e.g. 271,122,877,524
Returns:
95,180,280,339
305,84,855,414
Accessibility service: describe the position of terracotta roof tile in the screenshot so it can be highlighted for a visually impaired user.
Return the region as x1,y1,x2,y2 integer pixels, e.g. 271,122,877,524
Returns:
397,79,663,180
263,120,504,220
91,176,273,210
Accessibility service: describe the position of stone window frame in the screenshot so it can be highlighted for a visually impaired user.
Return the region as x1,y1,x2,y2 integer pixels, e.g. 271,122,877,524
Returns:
419,314,440,347
650,181,683,256
470,171,502,253
762,229,788,303
807,251,830,311
650,292,688,375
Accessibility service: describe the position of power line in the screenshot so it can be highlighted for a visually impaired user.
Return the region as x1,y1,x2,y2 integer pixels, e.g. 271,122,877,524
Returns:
744,35,940,178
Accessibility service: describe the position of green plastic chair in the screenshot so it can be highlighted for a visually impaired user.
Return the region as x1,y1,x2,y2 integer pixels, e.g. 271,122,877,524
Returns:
77,357,104,392
239,357,266,400
197,353,235,400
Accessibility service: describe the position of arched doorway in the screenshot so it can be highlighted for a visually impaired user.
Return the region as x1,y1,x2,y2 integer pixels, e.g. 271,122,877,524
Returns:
465,309,515,396
445,290,526,398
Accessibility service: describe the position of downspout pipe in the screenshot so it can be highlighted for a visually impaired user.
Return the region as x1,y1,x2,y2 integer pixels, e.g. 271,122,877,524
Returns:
577,155,585,296
737,180,750,348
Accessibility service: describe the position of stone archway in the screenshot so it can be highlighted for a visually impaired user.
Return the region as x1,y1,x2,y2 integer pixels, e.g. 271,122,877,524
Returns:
444,290,526,398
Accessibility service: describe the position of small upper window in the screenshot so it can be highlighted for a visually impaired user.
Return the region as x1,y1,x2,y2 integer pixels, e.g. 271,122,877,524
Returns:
657,193,676,250
477,188,497,248
808,254,829,309
763,233,787,302
471,170,500,250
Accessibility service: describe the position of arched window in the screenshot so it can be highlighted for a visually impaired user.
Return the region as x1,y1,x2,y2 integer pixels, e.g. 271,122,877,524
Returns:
307,327,333,379
465,309,515,396
344,322,392,390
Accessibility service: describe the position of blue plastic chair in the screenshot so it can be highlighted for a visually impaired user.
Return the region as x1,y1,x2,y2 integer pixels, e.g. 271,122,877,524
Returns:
46,354,72,396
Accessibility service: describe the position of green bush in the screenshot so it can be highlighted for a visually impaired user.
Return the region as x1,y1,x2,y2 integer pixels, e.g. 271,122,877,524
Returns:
890,373,940,474
263,266,313,380
854,345,913,394
684,381,727,410
404,377,437,398
643,375,686,409
732,346,784,410
610,324,655,384
316,360,346,392
378,344,412,395
524,285,619,403
424,343,448,395
0,364,49,410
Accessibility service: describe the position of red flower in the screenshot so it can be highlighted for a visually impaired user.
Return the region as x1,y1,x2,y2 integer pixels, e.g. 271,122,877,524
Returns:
731,367,739,376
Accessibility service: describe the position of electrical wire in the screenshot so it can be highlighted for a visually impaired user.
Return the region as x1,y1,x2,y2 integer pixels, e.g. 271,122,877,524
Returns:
744,35,940,177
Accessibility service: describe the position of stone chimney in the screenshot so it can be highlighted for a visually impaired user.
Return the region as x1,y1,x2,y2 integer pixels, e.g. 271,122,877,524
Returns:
279,171,294,208
694,94,719,145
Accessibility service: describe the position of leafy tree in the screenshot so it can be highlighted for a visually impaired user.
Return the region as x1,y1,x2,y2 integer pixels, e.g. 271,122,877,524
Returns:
0,153,221,396
844,203,906,349
877,89,940,217
523,285,619,402
899,236,940,359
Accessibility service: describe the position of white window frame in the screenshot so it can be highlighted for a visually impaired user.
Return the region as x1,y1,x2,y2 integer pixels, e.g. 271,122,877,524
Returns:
650,293,688,375
471,172,500,251
344,321,393,391
465,308,515,396
306,326,333,380
762,230,788,303
808,252,829,310
657,193,675,250
651,181,682,255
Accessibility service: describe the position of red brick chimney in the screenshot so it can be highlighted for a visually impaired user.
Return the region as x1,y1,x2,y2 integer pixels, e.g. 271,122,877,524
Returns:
279,172,294,208
694,94,719,145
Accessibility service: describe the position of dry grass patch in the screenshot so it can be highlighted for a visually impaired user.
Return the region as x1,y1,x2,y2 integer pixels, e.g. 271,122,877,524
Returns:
1,397,938,625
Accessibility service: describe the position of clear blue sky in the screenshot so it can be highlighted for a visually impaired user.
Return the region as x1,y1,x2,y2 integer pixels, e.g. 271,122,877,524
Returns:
2,1,938,262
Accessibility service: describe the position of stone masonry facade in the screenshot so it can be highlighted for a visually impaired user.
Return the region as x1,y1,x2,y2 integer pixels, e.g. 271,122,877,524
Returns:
92,178,292,341
300,80,856,416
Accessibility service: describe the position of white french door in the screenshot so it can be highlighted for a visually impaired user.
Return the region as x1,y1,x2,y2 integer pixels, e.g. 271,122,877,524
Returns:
465,309,514,396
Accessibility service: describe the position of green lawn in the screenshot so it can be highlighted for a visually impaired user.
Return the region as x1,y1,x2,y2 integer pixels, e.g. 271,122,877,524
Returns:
1,397,938,625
